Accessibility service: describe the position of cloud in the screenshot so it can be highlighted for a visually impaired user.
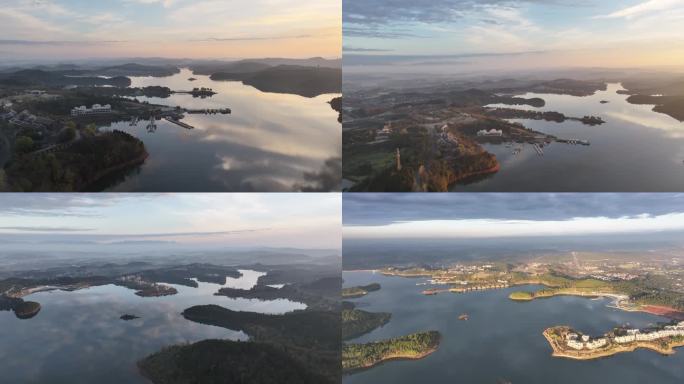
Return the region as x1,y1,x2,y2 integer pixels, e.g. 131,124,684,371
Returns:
596,0,684,19
343,46,395,52
343,193,684,226
343,0,573,37
0,226,95,232
0,194,152,217
343,50,546,66
191,34,312,42
0,39,128,45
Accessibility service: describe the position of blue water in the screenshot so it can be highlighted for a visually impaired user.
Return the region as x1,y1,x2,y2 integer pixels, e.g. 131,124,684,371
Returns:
343,271,684,384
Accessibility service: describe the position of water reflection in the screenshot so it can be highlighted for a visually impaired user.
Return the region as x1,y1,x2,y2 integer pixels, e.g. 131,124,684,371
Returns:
100,69,341,192
454,83,684,191
0,270,305,384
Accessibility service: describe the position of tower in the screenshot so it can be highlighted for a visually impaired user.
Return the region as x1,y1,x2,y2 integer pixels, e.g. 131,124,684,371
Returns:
396,148,402,171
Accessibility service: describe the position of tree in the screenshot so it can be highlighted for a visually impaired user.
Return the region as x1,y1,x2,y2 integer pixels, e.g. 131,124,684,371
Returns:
84,123,98,137
58,127,76,143
0,169,6,191
14,136,34,154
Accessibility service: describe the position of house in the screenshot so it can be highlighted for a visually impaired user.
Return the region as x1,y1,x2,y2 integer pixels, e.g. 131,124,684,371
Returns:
71,104,112,116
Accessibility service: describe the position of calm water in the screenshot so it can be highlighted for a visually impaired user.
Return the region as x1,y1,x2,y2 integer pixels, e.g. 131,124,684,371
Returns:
0,269,306,384
99,68,341,192
343,271,684,384
453,83,684,191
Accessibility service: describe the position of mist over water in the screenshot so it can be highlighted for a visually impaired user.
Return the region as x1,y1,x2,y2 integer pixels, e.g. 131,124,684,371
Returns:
0,270,305,384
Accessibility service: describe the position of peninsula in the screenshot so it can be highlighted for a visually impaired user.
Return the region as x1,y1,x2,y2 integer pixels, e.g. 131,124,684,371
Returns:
544,323,684,360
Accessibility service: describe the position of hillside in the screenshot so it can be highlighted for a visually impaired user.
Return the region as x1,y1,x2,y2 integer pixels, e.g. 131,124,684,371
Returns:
211,65,342,97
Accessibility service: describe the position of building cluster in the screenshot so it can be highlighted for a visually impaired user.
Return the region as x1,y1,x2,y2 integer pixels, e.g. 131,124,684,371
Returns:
476,129,503,137
437,124,459,148
566,333,607,350
71,104,112,117
1,108,54,131
614,322,684,344
566,321,684,350
375,123,393,142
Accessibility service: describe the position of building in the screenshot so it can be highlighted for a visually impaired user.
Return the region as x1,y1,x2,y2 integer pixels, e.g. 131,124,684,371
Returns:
477,129,503,137
376,123,393,142
9,110,53,130
71,104,112,116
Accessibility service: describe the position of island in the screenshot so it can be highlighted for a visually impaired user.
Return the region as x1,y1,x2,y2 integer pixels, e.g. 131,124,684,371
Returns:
486,108,605,126
120,314,140,321
342,301,391,340
342,283,381,298
160,303,340,383
0,296,41,319
342,331,441,373
544,322,684,360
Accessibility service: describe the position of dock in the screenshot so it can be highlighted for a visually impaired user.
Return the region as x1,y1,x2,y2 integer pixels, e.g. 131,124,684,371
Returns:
163,117,195,130
558,138,590,146
185,108,231,115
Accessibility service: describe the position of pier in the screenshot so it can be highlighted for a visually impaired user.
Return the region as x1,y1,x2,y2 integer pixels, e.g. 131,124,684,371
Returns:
558,138,590,146
163,117,195,130
533,143,544,156
185,108,231,115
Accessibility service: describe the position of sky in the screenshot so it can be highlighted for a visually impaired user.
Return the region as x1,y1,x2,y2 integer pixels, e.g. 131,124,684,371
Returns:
344,193,684,239
0,193,341,250
344,0,684,72
0,0,341,61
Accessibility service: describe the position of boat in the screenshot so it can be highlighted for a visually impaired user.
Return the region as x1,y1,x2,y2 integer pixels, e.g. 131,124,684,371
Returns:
458,313,469,321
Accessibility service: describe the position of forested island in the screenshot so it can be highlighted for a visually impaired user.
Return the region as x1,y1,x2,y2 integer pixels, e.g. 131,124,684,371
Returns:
342,301,391,340
486,108,605,126
342,283,381,298
0,296,41,319
342,331,441,373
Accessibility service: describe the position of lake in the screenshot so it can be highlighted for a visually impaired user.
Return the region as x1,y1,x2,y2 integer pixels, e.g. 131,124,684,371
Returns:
97,68,341,192
343,271,684,384
0,269,306,384
453,83,684,191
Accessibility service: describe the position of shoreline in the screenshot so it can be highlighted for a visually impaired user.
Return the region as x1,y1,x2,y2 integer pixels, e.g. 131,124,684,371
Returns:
343,345,439,375
510,288,684,320
80,150,149,192
451,162,501,186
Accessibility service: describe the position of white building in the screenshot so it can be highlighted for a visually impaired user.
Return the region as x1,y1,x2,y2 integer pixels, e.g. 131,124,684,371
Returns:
71,104,112,116
477,129,503,137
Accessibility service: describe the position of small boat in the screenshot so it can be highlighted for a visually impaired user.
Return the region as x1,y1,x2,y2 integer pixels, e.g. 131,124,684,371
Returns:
458,313,469,321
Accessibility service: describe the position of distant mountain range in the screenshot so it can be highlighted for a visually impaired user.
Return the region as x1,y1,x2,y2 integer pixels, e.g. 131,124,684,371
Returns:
211,65,341,97
0,69,131,87
0,57,342,97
